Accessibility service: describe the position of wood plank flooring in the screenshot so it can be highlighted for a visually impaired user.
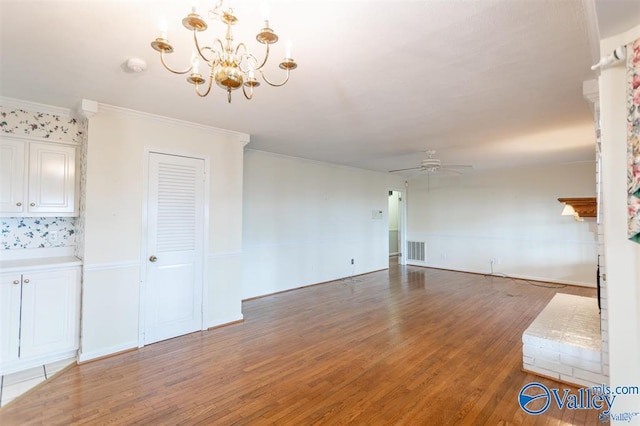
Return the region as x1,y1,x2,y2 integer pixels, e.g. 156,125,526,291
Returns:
0,263,602,425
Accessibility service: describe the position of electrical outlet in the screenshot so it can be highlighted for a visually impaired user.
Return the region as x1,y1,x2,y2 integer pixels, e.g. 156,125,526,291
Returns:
351,259,354,265
490,257,500,265
49,231,58,243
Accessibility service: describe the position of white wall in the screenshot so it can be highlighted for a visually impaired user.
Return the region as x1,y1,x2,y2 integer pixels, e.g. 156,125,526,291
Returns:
406,162,597,285
600,24,640,420
242,150,404,299
80,105,247,361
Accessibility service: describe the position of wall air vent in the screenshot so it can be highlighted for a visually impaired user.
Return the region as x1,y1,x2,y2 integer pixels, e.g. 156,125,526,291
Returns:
407,241,426,262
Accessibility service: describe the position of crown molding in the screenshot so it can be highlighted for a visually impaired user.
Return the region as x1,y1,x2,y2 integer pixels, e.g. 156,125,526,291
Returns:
98,102,250,145
0,96,72,118
78,99,98,119
244,148,403,178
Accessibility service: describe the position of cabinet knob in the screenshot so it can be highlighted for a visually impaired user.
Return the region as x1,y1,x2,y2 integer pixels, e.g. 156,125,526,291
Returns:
23,279,30,284
13,280,20,285
30,202,36,207
16,202,22,207
149,255,158,263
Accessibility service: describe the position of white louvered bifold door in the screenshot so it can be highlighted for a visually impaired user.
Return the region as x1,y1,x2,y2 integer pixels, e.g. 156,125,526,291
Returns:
145,153,205,344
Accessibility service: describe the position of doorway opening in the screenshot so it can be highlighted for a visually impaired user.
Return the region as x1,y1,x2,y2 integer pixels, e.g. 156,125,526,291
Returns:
388,190,405,265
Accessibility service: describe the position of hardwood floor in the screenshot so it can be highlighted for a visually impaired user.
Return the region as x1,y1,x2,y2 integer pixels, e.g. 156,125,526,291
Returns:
0,263,601,425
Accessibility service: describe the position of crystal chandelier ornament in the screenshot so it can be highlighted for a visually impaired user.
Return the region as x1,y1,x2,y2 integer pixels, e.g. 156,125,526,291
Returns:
151,0,297,103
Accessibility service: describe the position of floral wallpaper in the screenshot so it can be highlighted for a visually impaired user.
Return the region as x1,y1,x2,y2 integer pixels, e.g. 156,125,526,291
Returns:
0,106,83,143
628,38,640,243
74,117,88,260
1,104,82,251
1,218,76,250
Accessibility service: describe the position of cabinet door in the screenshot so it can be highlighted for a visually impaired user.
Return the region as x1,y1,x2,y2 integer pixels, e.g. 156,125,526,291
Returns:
0,139,26,214
19,269,79,359
27,142,76,214
0,275,22,364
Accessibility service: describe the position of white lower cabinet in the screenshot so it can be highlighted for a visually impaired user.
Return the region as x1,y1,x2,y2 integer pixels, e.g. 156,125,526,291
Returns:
0,267,80,375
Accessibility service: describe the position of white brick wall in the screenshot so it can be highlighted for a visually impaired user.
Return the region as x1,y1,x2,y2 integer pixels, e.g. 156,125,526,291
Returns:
522,293,607,388
595,103,610,383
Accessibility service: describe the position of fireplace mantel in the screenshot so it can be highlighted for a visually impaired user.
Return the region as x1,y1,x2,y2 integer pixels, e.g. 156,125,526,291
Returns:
558,197,597,218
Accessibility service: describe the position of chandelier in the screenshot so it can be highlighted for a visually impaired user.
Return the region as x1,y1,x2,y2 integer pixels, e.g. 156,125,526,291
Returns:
150,0,297,103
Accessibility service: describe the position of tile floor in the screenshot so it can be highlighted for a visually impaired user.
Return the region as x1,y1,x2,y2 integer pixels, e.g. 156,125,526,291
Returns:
0,358,75,408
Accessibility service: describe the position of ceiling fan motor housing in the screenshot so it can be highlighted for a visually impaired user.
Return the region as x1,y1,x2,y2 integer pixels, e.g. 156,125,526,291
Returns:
421,158,441,171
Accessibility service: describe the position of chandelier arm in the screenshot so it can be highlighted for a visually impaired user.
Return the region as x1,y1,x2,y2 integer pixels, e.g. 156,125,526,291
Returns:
235,42,248,58
194,76,215,97
258,68,291,87
200,46,215,55
199,47,217,68
160,51,192,75
254,43,271,70
242,84,254,100
213,38,226,62
209,0,225,19
193,30,213,63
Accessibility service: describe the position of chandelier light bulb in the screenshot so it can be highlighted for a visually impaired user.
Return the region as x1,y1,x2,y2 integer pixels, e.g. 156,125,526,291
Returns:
260,1,270,21
285,40,292,58
159,18,168,39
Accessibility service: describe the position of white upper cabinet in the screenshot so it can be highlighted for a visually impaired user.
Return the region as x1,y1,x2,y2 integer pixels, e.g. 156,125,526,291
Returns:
0,136,78,217
27,142,76,214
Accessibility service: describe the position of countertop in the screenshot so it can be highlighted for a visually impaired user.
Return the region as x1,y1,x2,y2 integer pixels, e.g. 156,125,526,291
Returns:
0,256,82,273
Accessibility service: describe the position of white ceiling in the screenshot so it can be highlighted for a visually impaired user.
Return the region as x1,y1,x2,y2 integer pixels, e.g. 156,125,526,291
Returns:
0,0,635,174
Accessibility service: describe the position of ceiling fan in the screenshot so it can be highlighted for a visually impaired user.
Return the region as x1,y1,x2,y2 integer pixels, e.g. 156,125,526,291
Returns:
388,150,473,174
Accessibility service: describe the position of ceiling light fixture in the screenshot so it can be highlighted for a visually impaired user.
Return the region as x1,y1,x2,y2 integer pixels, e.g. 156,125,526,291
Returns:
150,0,297,103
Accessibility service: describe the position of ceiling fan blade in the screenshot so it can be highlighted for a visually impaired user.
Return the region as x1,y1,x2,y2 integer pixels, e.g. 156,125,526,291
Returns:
441,164,473,169
439,168,464,175
388,166,423,172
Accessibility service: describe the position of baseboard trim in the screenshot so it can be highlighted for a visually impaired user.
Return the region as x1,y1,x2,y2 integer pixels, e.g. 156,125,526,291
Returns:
207,319,244,331
78,341,138,363
405,263,596,288
243,268,389,301
206,314,244,330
